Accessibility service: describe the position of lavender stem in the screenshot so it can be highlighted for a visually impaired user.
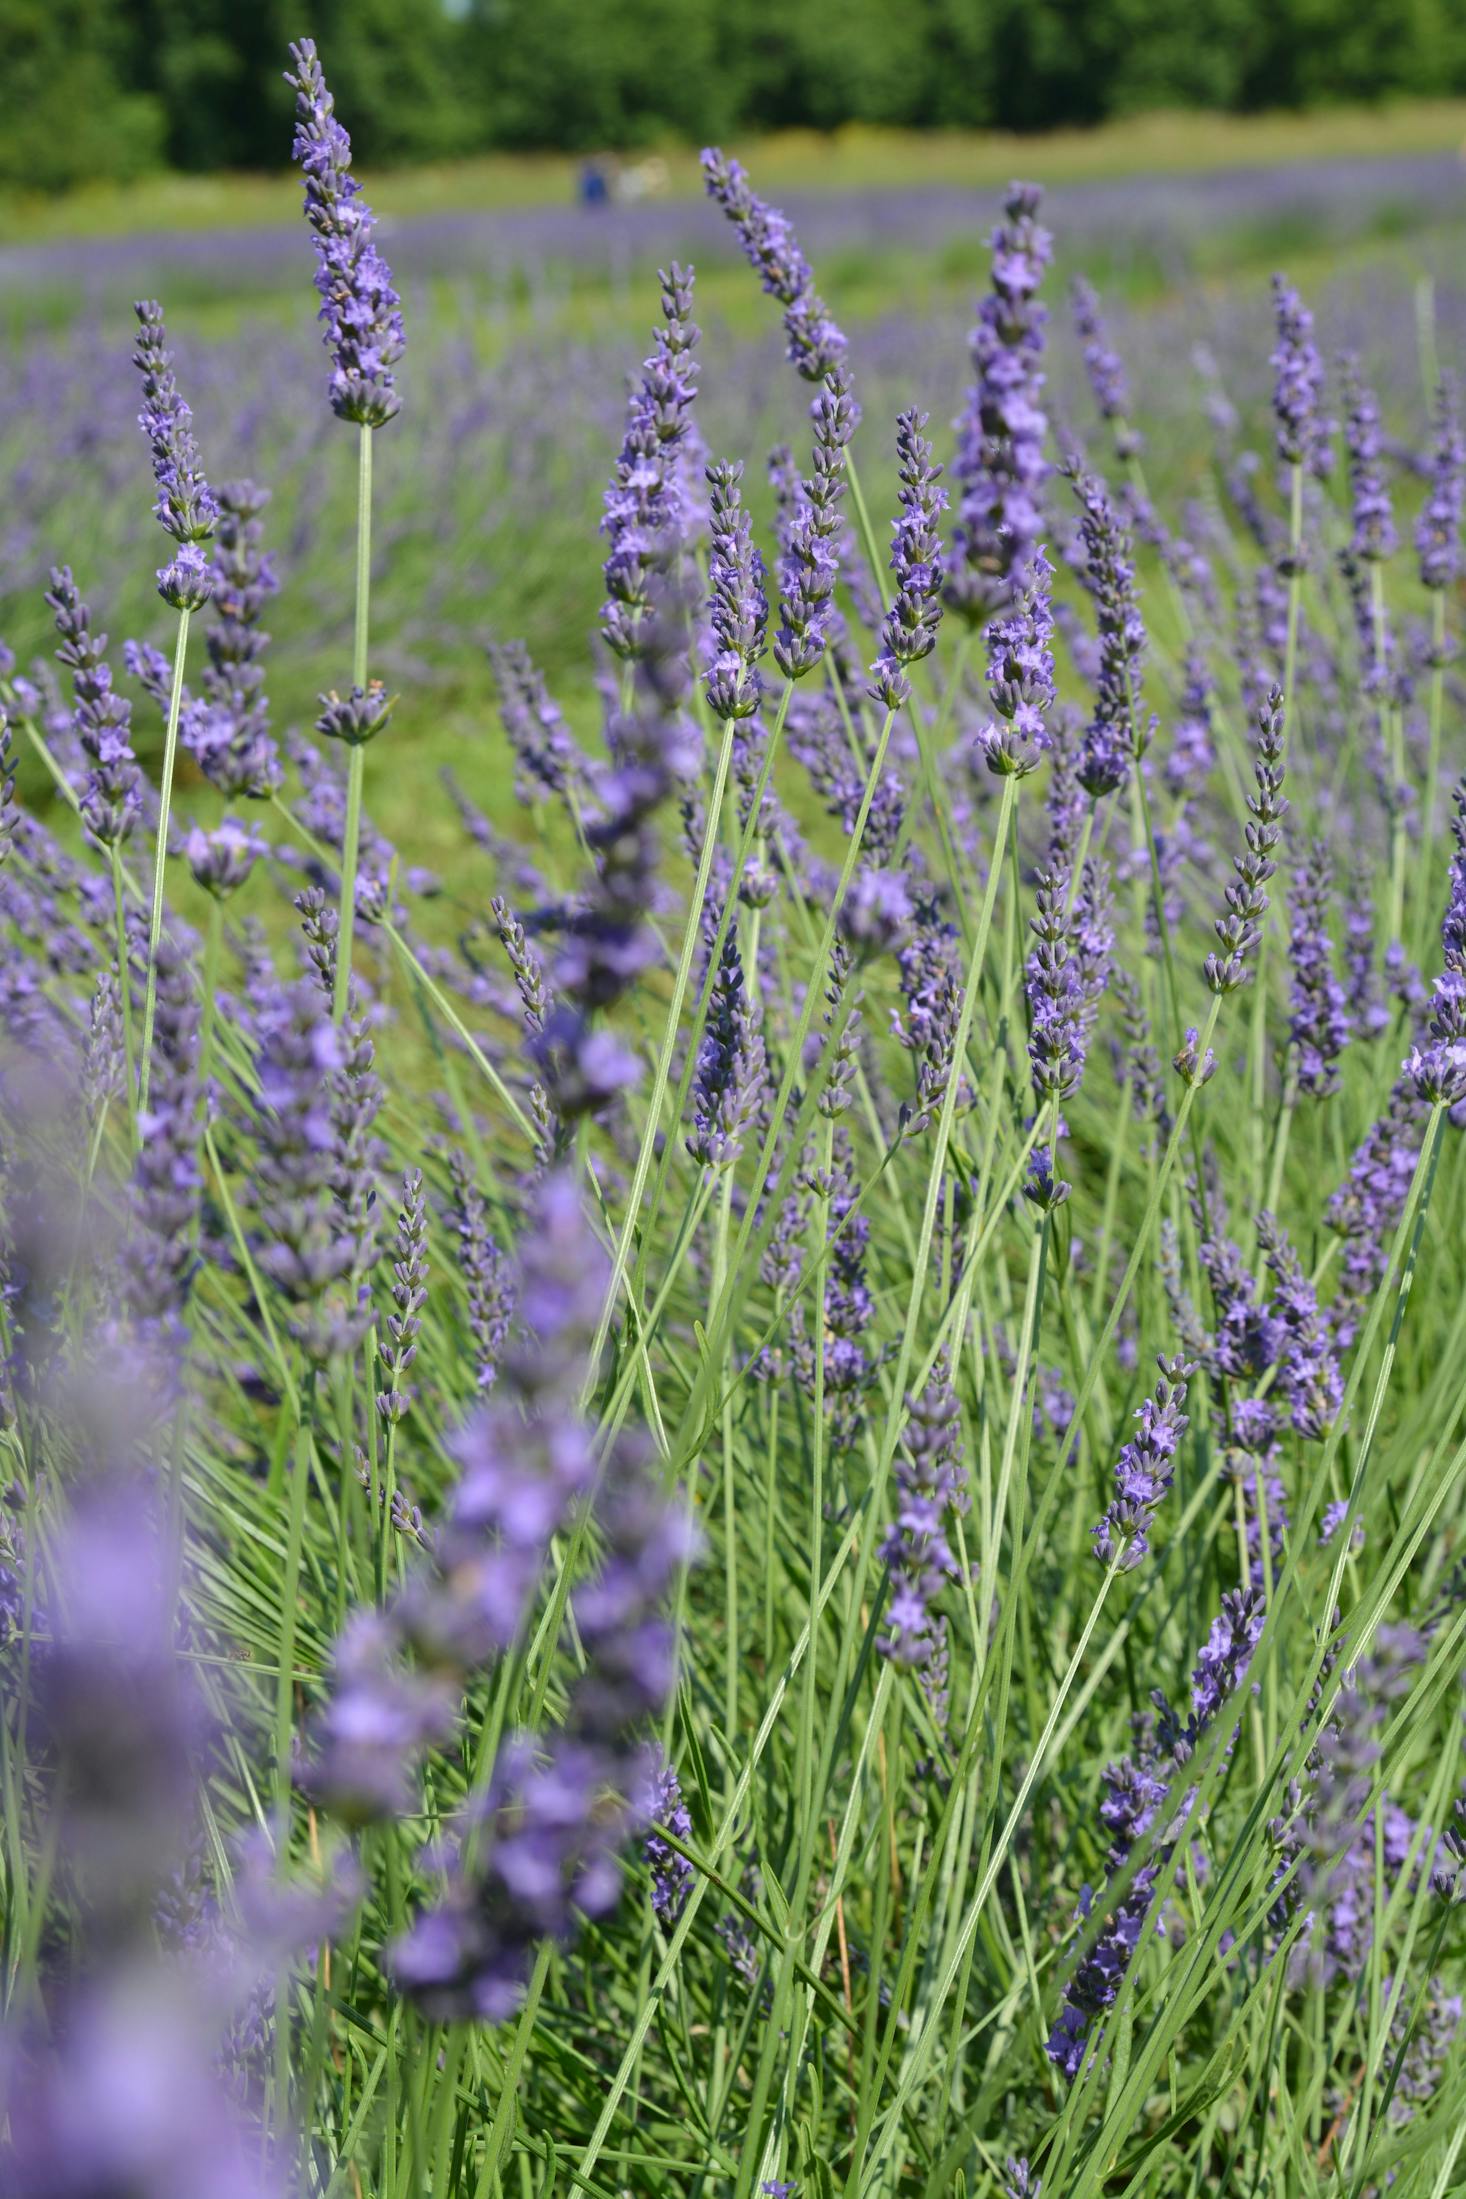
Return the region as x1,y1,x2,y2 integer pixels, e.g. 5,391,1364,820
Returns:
138,603,191,1109
334,423,372,1024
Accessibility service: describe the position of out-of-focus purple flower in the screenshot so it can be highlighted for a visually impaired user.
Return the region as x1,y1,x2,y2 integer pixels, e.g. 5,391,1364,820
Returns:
644,1759,694,1925
1071,471,1147,796
1271,275,1333,481
976,545,1055,777
0,707,16,867
1341,355,1397,564
687,925,765,1172
705,459,768,722
1092,1355,1193,1569
132,300,216,610
1418,375,1464,600
81,967,125,1119
249,977,365,1361
1287,837,1350,1096
1408,778,1466,1111
46,566,143,849
489,641,584,802
868,408,946,709
297,1611,456,1826
125,935,202,1339
879,1358,966,1667
185,817,266,900
1005,2161,1041,2199
839,866,913,960
377,1166,429,1425
775,365,859,680
1167,645,1215,796
701,149,845,381
1205,685,1287,994
1071,275,1141,458
601,265,700,661
285,39,405,427
181,480,281,798
946,182,1051,628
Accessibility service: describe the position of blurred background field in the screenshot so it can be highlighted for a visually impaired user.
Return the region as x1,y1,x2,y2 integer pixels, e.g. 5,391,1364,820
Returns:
3,5,1466,874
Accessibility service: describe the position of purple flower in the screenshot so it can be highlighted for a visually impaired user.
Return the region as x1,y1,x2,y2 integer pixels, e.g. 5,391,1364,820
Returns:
946,183,1051,628
976,545,1055,777
1418,375,1464,598
704,460,768,722
701,149,846,380
774,366,859,680
1341,354,1397,563
1205,686,1288,993
879,1358,966,1667
297,1611,456,1827
45,566,143,849
1271,275,1333,480
377,1166,429,1425
285,39,405,427
125,935,203,1337
448,1149,513,1392
601,265,701,661
1257,1212,1343,1439
1287,837,1350,1096
132,299,217,608
1071,275,1140,458
687,925,765,1172
184,817,266,900
643,1759,694,1925
1092,1356,1193,1569
1071,470,1148,796
868,408,947,709
489,641,583,801
181,480,281,798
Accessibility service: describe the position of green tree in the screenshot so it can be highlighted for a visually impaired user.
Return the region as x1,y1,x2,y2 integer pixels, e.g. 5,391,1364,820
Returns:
0,0,163,193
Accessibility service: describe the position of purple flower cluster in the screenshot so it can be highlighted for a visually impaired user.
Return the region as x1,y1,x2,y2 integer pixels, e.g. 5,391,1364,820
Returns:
1287,837,1350,1096
701,149,846,381
1205,686,1287,993
1341,355,1397,564
489,641,584,804
644,1760,695,1926
1047,1588,1264,2079
1270,274,1333,480
1408,778,1466,1111
132,298,217,609
1070,276,1141,458
601,265,701,661
45,566,143,849
687,925,765,1172
1417,375,1464,597
879,1358,966,1668
705,459,769,722
1092,1355,1193,1569
180,480,281,797
946,182,1051,628
377,1166,429,1425
774,366,859,680
285,38,405,427
1256,1212,1343,1439
1071,471,1147,796
868,408,946,710
976,545,1056,777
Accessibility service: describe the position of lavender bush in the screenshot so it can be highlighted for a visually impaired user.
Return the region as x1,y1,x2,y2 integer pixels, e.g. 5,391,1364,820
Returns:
3,57,1466,2199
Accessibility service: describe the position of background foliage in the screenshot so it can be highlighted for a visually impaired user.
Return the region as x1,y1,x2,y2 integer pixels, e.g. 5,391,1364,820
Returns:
7,0,1466,194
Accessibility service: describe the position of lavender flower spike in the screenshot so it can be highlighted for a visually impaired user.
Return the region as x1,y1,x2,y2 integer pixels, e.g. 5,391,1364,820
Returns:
701,149,846,380
132,300,216,610
601,265,700,661
46,566,143,849
1287,837,1350,1096
1071,275,1141,458
687,925,765,1172
1205,685,1287,994
945,182,1051,628
1072,470,1147,796
1092,1355,1193,1569
977,544,1056,777
705,460,768,723
869,408,947,709
285,38,406,427
1341,355,1397,564
1271,274,1333,481
1418,374,1465,599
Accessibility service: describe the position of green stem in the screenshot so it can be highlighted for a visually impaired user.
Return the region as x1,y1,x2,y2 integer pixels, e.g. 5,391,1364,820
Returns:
334,423,373,1024
138,603,192,1109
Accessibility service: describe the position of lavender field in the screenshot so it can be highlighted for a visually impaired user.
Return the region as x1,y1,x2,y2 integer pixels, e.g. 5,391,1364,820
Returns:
3,38,1466,2199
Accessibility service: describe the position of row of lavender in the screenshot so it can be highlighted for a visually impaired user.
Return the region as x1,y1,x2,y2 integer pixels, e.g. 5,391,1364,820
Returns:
2,37,1466,2199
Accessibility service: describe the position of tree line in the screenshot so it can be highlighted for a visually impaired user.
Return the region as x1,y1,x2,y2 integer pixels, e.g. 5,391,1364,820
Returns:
7,0,1465,196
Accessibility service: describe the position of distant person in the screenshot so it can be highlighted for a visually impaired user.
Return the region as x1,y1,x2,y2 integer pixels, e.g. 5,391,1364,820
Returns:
579,160,609,208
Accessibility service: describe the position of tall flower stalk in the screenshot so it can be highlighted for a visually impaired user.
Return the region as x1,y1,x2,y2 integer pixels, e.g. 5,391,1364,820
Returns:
285,38,405,1022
